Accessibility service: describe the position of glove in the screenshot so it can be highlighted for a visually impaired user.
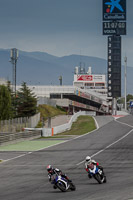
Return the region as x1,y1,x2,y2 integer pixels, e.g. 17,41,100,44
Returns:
85,168,89,172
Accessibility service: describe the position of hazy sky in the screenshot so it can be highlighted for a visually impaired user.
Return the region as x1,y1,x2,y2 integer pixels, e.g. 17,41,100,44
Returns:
0,0,132,66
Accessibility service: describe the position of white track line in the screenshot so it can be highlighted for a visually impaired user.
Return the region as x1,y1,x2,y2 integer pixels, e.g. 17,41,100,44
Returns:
114,118,133,128
2,118,132,165
1,131,96,163
1,141,68,163
76,120,133,166
0,118,99,164
2,152,32,163
93,116,99,129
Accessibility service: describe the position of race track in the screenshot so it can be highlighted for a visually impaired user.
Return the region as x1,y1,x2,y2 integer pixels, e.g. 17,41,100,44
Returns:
0,115,133,200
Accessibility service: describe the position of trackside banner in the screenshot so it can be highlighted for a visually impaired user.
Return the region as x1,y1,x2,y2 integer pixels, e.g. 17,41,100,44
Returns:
74,75,105,82
103,0,126,21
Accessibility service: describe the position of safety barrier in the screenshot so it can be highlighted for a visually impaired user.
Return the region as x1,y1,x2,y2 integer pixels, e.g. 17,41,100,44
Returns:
42,111,96,137
0,131,41,145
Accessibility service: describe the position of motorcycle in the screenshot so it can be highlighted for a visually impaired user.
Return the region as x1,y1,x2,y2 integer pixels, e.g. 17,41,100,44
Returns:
51,173,76,192
87,163,107,184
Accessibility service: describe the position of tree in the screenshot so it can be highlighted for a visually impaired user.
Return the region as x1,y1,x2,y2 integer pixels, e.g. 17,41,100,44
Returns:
16,82,37,117
0,85,12,120
7,81,16,118
127,94,133,102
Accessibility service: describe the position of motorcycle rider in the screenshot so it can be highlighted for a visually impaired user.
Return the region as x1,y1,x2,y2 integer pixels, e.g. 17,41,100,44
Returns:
85,156,104,178
46,165,71,189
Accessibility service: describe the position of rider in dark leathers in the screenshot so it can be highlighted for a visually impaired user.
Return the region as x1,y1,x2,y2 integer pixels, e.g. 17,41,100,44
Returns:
46,165,71,189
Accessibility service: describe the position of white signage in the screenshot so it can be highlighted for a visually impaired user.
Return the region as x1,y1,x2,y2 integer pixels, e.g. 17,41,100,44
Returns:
74,74,105,83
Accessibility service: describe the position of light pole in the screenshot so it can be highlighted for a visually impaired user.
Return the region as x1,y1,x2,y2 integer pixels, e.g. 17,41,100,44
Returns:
59,76,62,86
124,56,127,111
10,48,19,96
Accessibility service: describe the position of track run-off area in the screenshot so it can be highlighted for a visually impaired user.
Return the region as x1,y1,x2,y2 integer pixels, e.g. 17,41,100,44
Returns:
0,115,133,200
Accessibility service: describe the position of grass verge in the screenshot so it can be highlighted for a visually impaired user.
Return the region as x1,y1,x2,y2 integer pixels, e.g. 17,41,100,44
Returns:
57,116,96,136
36,104,66,128
38,104,66,119
38,116,96,139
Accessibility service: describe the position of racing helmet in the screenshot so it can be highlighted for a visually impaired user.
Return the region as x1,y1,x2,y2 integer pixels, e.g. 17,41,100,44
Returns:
47,165,53,173
85,156,92,164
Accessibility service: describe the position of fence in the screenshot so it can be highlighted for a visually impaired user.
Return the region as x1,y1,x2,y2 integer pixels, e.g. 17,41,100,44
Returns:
0,113,40,133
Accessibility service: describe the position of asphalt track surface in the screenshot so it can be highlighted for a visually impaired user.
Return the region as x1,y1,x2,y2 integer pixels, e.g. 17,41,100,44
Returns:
0,115,133,200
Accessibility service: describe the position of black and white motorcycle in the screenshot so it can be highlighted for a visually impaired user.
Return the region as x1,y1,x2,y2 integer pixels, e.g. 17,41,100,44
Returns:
50,173,76,192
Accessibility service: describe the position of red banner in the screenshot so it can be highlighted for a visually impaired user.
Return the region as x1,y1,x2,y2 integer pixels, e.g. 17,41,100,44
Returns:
77,75,93,81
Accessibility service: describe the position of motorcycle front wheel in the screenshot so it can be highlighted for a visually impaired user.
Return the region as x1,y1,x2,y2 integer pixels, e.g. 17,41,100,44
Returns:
69,182,76,191
56,181,66,192
103,175,107,183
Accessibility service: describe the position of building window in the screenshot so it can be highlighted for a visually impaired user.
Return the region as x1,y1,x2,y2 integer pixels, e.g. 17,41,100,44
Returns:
50,94,61,99
95,83,105,87
85,83,94,86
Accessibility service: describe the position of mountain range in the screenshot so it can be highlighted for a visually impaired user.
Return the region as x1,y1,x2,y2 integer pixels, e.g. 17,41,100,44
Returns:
0,49,132,95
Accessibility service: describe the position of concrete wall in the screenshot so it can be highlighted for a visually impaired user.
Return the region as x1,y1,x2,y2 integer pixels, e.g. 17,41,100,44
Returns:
30,113,40,128
37,97,56,107
56,99,70,107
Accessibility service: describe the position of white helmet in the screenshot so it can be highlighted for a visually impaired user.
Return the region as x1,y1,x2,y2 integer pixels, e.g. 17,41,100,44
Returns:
85,156,91,164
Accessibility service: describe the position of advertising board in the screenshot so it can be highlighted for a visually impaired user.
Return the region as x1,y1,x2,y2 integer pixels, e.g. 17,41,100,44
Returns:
103,0,126,21
74,75,105,82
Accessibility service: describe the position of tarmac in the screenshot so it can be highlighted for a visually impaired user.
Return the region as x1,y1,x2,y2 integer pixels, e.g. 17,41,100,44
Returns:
0,111,129,152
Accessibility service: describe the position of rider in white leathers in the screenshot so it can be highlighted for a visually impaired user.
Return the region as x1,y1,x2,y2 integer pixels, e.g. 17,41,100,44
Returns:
85,156,104,178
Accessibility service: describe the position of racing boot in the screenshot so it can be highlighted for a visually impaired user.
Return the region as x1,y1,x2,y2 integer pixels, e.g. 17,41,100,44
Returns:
88,173,92,179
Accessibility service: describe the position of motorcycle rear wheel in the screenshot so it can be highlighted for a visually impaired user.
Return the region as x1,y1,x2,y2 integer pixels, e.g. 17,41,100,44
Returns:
93,174,102,184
